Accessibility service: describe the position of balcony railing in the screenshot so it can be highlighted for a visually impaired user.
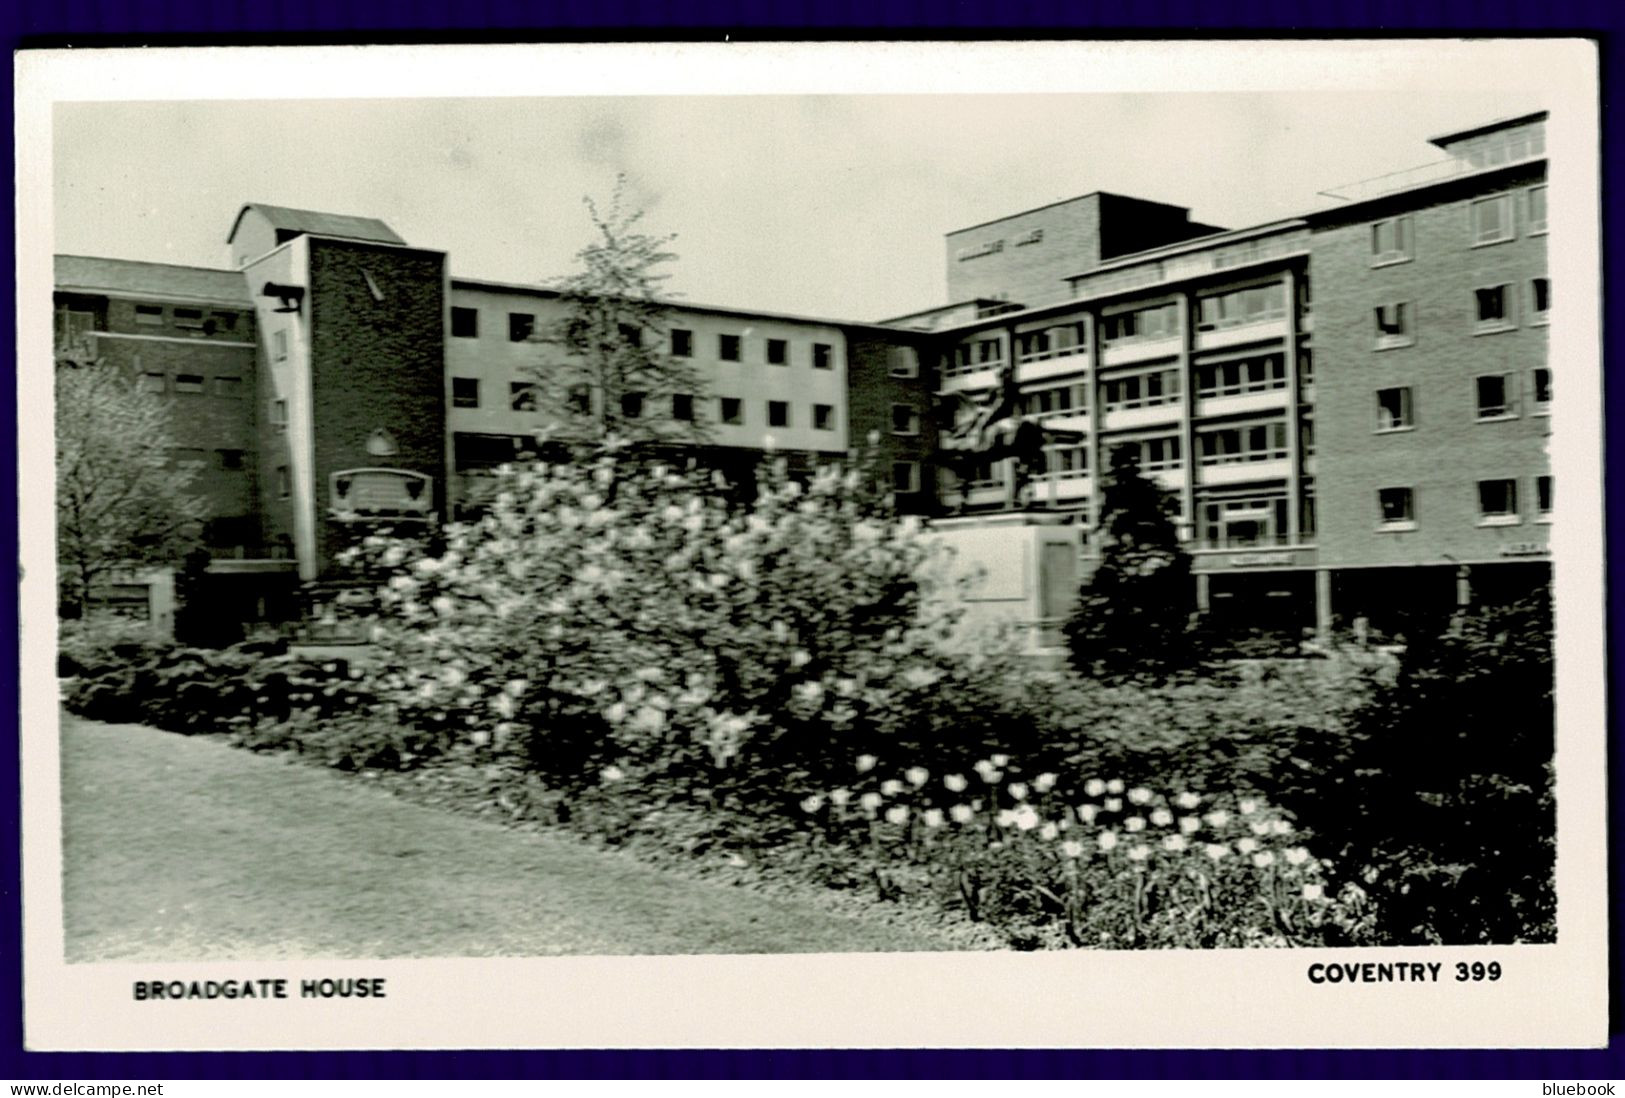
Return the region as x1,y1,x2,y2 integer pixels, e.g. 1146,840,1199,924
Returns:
1070,229,1310,301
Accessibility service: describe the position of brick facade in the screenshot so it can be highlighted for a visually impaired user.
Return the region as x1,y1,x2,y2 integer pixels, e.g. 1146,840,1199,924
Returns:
1310,162,1549,571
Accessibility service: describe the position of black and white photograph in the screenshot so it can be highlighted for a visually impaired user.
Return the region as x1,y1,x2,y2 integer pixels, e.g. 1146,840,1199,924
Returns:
15,39,1607,1050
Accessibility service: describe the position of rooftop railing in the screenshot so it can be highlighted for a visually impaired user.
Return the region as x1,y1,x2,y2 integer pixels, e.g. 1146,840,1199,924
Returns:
1315,146,1545,205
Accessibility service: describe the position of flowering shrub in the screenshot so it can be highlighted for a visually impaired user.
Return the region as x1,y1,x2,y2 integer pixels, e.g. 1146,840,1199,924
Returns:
342,448,1031,809
796,754,1378,949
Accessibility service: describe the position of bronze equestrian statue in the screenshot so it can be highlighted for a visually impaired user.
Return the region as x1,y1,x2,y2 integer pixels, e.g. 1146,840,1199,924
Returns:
938,359,1087,512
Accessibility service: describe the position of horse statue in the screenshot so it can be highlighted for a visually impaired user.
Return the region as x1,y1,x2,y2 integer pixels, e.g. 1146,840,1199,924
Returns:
937,360,1087,512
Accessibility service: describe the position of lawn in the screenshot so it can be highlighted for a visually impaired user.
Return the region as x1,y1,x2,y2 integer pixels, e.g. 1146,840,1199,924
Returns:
59,714,966,961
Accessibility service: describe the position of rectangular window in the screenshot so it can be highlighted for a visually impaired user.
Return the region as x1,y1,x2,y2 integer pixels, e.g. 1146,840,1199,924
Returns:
1197,283,1287,330
1105,302,1178,342
137,372,166,394
1196,354,1286,399
719,334,742,362
1024,384,1083,419
212,375,243,398
509,313,535,342
1528,185,1548,234
768,400,789,428
173,307,205,330
1471,194,1514,245
1475,284,1513,330
672,393,694,422
1537,475,1553,518
1533,367,1552,412
720,396,743,425
1370,216,1413,265
1298,350,1314,388
510,382,538,412
1376,386,1414,431
271,398,288,427
276,465,291,499
1478,479,1519,524
1197,421,1288,466
452,377,480,409
1531,277,1550,322
1374,302,1413,347
135,304,164,326
272,329,288,361
893,461,921,494
174,374,205,394
813,343,833,370
1042,444,1089,481
216,449,245,471
1476,374,1514,420
451,307,479,339
621,392,645,419
888,346,919,378
766,338,788,366
814,404,835,431
1378,487,1415,527
671,328,693,357
1015,321,1086,362
891,404,920,436
211,311,238,332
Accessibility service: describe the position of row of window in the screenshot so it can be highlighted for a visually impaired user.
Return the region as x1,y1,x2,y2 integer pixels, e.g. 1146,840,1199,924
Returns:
1367,186,1546,266
1375,369,1551,430
1373,277,1548,347
1377,476,1553,528
133,303,241,333
448,307,838,370
139,371,244,397
172,447,247,472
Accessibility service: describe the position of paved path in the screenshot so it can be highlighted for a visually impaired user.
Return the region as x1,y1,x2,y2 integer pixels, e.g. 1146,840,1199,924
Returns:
60,714,953,961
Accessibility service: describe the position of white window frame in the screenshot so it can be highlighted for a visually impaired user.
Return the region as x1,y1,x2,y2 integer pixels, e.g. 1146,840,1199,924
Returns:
1375,386,1414,432
1477,478,1521,526
134,304,164,327
1530,277,1550,325
890,403,920,436
1373,302,1414,349
1470,194,1515,247
1532,367,1552,415
272,329,288,362
1527,185,1548,235
1370,215,1414,267
1475,373,1517,421
1377,486,1416,531
893,460,921,494
271,398,288,428
887,346,919,378
1473,283,1516,334
451,377,480,409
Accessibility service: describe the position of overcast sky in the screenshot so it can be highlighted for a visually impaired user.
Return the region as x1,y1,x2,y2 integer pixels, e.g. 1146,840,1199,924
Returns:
51,46,1555,322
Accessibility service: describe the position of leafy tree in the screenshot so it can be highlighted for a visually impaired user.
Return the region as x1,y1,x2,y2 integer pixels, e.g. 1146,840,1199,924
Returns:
1063,445,1195,680
526,176,709,447
55,355,208,619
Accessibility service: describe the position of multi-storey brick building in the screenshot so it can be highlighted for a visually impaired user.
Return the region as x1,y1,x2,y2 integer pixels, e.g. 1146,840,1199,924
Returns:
53,111,1550,640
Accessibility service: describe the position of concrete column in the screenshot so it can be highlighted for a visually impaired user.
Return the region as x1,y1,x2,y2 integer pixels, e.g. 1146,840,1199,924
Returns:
1196,571,1211,614
1314,568,1333,640
1283,266,1303,544
1176,290,1196,539
1087,310,1104,536
146,568,177,641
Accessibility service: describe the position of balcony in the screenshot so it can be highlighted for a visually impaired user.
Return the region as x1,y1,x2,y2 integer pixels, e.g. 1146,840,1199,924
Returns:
1100,334,1183,368
1194,387,1289,420
1016,349,1090,384
1194,316,1290,352
1198,457,1291,487
1101,402,1182,433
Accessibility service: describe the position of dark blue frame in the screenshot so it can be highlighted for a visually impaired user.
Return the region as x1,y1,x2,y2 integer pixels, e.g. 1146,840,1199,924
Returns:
5,4,1622,1081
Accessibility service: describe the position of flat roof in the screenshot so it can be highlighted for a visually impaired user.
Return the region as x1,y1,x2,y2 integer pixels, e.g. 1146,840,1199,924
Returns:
450,275,914,336
55,254,251,306
946,190,1195,237
1428,110,1549,149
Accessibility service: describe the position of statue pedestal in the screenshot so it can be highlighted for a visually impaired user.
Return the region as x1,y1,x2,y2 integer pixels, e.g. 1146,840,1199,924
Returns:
927,512,1084,665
